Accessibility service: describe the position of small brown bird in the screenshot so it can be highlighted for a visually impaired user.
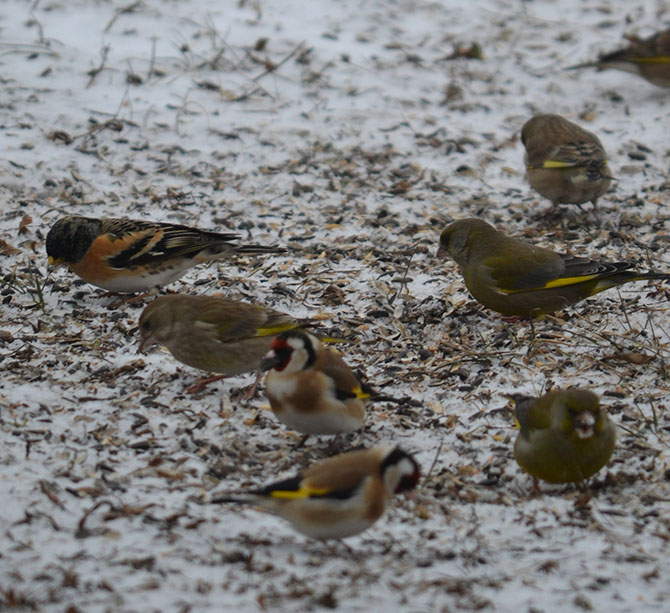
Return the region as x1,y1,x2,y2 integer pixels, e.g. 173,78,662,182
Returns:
138,295,306,391
260,330,370,436
437,218,670,318
46,215,279,293
567,28,670,88
521,114,612,209
211,445,420,539
513,389,616,484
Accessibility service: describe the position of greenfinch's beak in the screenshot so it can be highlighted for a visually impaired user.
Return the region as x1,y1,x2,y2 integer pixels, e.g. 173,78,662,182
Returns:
574,411,596,439
436,244,448,258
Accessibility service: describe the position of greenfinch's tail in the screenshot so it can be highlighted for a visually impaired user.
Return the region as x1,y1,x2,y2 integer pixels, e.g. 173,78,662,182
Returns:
565,60,602,71
588,271,670,296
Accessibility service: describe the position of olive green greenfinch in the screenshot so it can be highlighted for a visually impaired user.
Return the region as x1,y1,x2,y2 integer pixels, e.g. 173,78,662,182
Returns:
512,388,616,484
437,218,670,318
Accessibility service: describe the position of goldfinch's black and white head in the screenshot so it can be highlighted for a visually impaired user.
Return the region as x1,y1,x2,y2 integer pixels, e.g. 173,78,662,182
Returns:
380,446,421,495
260,330,319,374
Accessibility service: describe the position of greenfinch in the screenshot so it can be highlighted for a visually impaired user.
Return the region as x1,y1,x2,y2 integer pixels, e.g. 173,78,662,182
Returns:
512,389,616,484
46,216,279,293
211,445,420,539
138,295,306,381
260,330,370,435
567,28,670,88
437,218,670,318
521,114,612,209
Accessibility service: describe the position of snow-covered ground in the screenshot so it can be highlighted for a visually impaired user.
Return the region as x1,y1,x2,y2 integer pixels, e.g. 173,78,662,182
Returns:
2,0,670,610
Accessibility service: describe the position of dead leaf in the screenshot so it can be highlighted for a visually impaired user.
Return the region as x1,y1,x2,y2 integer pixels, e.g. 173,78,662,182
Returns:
155,468,185,481
603,352,654,365
18,214,32,234
0,238,21,255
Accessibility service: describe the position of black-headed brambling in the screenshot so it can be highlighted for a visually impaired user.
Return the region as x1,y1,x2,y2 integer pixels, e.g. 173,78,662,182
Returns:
46,215,279,293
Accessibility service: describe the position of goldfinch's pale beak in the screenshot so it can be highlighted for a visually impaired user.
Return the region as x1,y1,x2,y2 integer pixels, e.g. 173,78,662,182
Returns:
259,350,283,372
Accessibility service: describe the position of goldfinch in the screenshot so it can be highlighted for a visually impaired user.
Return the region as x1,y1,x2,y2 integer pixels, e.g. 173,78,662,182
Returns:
260,330,369,435
437,218,670,318
568,28,670,88
513,389,616,484
138,295,306,389
521,114,612,209
211,445,420,539
46,215,279,293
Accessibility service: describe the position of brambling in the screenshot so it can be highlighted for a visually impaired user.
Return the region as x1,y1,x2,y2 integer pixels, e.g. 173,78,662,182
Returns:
512,389,616,484
568,28,670,88
138,294,306,392
46,215,279,293
437,218,670,319
521,114,612,209
260,330,370,437
211,445,420,539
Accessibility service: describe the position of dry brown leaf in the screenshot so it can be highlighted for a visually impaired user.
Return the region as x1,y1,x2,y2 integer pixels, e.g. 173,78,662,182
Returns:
18,214,32,234
0,238,21,255
603,352,654,365
155,468,185,481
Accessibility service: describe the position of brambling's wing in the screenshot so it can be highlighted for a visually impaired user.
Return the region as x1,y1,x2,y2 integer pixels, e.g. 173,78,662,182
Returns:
102,219,240,268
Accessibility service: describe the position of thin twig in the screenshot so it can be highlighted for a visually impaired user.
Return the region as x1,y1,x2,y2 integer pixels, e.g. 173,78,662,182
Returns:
232,42,306,102
104,0,143,33
86,45,110,88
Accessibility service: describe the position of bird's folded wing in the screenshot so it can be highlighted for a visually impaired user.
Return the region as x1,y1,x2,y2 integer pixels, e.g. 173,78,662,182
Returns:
194,304,299,342
107,225,239,267
529,142,605,169
252,475,355,500
492,254,630,293
316,350,370,401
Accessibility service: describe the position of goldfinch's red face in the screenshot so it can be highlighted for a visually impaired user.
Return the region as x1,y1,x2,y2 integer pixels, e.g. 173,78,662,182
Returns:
262,337,294,372
394,458,421,493
380,448,421,495
260,332,316,374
